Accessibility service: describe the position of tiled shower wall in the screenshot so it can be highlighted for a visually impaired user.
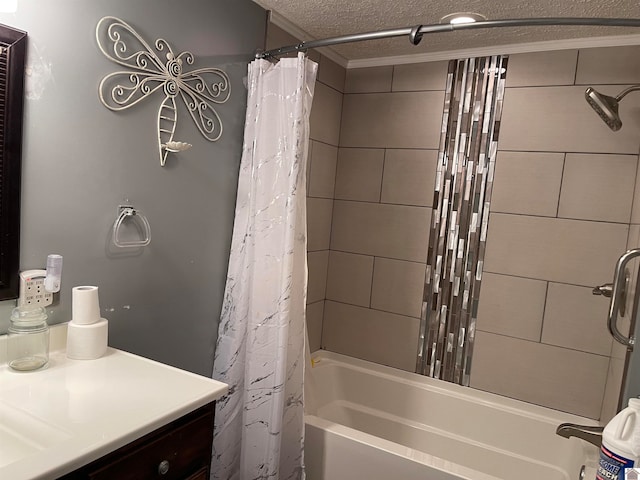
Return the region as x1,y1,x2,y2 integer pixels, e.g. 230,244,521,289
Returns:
318,46,640,421
267,20,640,421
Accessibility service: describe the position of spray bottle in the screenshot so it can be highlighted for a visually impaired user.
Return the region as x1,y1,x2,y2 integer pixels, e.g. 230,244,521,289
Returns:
597,398,640,479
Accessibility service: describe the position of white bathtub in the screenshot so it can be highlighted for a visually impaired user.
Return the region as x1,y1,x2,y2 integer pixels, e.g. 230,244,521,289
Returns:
304,351,599,480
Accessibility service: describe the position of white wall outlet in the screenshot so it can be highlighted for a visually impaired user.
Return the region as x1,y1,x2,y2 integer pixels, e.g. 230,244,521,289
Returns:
19,269,53,307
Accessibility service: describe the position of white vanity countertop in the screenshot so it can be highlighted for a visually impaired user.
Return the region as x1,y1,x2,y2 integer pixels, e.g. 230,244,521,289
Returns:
0,339,228,480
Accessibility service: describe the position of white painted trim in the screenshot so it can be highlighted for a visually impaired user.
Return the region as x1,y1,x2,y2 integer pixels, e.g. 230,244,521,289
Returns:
266,10,349,67
347,33,640,68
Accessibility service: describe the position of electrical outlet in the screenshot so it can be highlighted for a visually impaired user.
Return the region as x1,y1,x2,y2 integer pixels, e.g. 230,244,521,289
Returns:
19,269,53,307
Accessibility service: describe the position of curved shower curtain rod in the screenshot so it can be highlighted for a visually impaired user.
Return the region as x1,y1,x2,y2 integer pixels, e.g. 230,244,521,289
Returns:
256,17,640,60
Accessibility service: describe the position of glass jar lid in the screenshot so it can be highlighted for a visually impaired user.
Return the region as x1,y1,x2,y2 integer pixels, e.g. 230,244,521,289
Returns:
10,305,48,330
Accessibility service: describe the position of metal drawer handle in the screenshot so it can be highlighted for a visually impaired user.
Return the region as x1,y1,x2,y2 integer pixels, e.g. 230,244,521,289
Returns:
158,460,170,475
608,248,640,349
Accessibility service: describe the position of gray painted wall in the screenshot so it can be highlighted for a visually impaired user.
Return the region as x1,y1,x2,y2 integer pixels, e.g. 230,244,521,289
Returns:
0,0,266,376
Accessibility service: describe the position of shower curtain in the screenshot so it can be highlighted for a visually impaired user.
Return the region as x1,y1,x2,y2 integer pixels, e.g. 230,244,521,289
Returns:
211,53,317,480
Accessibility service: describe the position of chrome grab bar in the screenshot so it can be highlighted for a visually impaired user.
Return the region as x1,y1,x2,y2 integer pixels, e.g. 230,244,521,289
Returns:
607,248,640,349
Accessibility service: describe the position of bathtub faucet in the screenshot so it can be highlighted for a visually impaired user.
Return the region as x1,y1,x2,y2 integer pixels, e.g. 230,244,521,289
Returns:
555,423,603,448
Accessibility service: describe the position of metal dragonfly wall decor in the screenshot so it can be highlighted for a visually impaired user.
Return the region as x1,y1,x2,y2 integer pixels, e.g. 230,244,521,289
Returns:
96,16,231,166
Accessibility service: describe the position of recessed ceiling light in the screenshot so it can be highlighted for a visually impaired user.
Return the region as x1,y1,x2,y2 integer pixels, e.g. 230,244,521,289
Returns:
440,12,487,25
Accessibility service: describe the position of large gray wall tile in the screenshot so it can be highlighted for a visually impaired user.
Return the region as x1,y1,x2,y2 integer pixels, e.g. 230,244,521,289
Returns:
601,357,626,423
491,151,564,217
334,148,384,202
470,331,609,418
331,200,431,262
326,251,374,307
542,283,612,356
499,86,640,154
345,66,393,93
307,301,324,352
341,91,445,149
308,141,338,199
307,198,333,251
371,258,426,318
310,81,343,145
319,55,346,92
506,50,578,87
392,61,448,92
484,213,628,286
381,149,438,206
576,45,640,85
476,273,546,341
323,301,420,371
308,250,329,304
559,153,636,223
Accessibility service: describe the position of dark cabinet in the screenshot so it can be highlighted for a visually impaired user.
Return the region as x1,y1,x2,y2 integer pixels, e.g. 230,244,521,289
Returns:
59,402,215,480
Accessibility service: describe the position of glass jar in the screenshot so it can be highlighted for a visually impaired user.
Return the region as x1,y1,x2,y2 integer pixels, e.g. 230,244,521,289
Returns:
7,305,49,371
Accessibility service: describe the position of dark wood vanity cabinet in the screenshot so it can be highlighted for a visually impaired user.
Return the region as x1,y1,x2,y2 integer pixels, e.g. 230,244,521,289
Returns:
59,402,215,480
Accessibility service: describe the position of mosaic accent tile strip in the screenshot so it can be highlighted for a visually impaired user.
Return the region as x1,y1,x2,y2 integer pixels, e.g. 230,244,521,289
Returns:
416,56,508,386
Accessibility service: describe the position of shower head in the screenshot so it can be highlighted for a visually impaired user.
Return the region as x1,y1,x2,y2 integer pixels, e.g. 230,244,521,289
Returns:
585,87,622,131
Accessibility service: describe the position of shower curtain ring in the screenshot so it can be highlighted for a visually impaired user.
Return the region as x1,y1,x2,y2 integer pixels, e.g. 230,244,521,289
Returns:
409,25,423,45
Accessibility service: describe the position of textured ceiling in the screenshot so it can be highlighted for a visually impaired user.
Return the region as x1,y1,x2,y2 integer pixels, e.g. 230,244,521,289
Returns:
253,0,640,61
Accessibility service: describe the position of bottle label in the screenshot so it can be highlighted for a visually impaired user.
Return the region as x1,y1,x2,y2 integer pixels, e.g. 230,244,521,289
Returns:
598,445,635,480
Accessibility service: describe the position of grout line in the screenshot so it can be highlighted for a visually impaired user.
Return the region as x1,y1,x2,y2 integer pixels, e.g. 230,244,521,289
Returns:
336,81,345,150
476,329,611,359
504,83,600,90
482,269,606,289
369,257,376,308
598,356,614,421
318,78,344,96
306,140,314,195
555,153,566,218
328,248,424,266
379,149,386,203
309,138,340,149
320,249,330,305
338,146,440,152
330,197,628,225
490,210,631,226
336,146,640,157
319,299,326,350
539,281,549,343
627,154,640,227
306,299,325,307
319,247,331,350
307,194,336,200
498,149,640,156
325,299,421,321
332,197,431,208
390,64,396,92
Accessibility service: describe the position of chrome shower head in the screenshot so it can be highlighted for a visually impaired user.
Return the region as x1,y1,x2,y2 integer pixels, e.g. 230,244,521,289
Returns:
585,87,622,131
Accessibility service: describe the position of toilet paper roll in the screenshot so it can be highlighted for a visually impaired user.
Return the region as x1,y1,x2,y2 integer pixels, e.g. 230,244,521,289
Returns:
72,286,101,325
66,318,108,360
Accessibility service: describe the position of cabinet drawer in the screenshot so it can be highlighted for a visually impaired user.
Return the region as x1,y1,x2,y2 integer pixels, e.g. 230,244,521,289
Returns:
185,467,209,480
89,409,213,480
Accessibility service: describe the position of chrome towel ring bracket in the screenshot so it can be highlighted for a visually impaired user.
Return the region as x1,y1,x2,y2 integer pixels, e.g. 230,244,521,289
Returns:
112,205,151,248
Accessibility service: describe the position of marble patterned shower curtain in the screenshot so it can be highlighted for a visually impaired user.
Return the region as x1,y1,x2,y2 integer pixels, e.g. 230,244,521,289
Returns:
211,53,317,480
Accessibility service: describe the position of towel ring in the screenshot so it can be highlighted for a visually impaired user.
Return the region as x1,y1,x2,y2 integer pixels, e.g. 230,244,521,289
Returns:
112,205,151,248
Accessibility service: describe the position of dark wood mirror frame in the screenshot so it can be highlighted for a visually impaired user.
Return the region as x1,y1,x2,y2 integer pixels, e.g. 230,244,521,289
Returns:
0,24,26,300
